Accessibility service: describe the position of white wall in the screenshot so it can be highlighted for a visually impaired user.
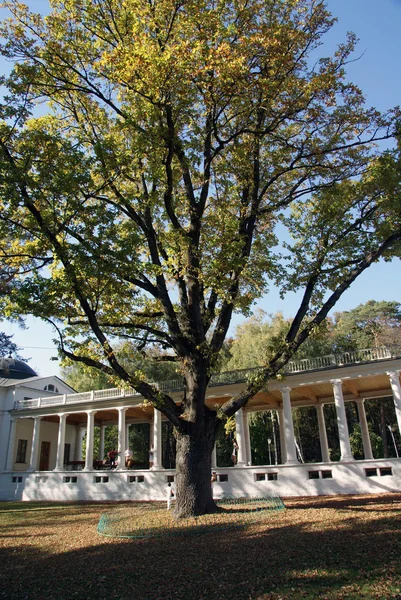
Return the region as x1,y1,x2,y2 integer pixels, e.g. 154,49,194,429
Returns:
0,376,74,472
1,459,401,502
9,418,78,472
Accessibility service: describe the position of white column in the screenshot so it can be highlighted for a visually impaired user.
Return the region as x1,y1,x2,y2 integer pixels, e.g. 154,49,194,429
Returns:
99,425,106,461
152,408,162,469
235,408,247,466
332,379,354,461
388,371,401,436
243,411,252,465
211,444,217,468
281,387,299,464
55,413,69,471
83,410,95,471
28,417,42,472
5,418,17,471
126,423,130,448
277,408,287,464
316,404,330,463
356,399,373,459
75,426,85,461
116,407,127,471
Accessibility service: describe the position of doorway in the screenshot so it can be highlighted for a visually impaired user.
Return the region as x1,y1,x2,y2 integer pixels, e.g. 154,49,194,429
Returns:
39,441,51,471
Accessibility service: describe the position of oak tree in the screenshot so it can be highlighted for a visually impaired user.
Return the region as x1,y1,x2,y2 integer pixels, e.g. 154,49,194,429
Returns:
0,0,400,515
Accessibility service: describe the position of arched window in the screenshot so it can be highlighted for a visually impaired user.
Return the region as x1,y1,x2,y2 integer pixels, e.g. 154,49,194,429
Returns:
44,384,59,393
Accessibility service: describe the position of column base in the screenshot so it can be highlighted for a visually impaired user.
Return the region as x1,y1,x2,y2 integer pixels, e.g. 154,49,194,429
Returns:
285,459,300,466
340,455,354,461
235,461,247,467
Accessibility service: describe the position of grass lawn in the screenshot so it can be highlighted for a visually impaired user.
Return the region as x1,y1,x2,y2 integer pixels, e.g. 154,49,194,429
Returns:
1,494,401,600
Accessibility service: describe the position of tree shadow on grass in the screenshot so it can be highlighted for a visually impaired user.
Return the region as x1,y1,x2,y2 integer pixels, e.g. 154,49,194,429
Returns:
284,492,401,512
2,499,401,600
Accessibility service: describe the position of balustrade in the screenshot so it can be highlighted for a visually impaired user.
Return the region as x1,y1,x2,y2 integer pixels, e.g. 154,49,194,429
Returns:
13,346,401,411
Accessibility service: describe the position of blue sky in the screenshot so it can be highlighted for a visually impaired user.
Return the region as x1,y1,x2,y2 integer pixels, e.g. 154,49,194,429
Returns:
2,0,401,376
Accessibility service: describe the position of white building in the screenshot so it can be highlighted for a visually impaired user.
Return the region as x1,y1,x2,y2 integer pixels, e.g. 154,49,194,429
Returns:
1,349,401,502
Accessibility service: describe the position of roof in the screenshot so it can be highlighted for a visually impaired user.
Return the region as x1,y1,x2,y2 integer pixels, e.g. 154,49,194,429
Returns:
0,357,37,379
0,374,76,392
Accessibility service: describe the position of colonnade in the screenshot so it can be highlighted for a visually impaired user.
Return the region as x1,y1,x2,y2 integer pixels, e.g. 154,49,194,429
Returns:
233,371,401,466
6,370,401,472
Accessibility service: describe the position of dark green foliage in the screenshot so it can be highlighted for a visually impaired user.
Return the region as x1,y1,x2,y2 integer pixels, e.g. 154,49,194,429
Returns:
162,422,176,469
249,411,280,465
333,300,401,351
216,425,233,467
0,332,26,360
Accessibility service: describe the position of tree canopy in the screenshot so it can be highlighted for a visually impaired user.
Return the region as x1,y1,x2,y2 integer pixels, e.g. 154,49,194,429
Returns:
333,300,401,351
0,331,25,359
223,300,401,371
0,0,400,515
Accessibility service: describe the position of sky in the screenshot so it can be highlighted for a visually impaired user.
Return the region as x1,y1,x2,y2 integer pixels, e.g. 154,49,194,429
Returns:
1,0,401,376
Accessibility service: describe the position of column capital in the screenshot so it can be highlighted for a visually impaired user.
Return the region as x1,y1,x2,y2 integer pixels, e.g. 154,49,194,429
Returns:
58,412,70,419
86,409,96,416
354,398,365,406
330,378,343,386
117,406,128,414
387,370,400,380
281,386,292,394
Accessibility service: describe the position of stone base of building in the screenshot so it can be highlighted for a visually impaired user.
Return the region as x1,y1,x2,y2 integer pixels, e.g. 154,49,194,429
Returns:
1,458,401,502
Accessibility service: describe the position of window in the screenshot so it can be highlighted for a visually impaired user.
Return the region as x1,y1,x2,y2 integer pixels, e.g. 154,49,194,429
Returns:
16,439,28,463
12,476,23,483
255,473,266,482
128,475,145,483
379,467,392,477
321,470,333,479
166,475,175,483
63,476,78,483
218,474,228,482
94,476,109,483
267,472,278,481
365,468,377,477
44,384,59,393
308,471,320,480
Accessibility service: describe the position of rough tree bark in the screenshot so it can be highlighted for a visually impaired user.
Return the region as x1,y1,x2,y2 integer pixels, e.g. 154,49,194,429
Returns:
174,420,217,518
173,368,218,517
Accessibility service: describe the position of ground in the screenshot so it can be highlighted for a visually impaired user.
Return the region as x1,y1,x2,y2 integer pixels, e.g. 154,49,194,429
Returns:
1,494,401,600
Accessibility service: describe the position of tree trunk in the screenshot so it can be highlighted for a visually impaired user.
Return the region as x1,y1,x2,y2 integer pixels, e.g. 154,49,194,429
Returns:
174,418,217,518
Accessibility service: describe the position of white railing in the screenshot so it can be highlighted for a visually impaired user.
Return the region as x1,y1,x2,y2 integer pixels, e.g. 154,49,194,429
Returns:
13,346,401,410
